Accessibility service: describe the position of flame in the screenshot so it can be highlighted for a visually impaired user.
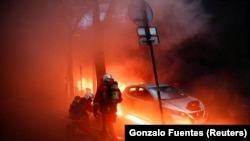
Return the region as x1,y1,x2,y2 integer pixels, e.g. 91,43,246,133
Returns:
77,78,93,92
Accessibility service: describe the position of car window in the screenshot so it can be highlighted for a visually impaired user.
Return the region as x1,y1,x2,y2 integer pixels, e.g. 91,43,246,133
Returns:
148,86,186,100
127,87,137,97
131,87,144,98
138,87,153,100
126,87,153,100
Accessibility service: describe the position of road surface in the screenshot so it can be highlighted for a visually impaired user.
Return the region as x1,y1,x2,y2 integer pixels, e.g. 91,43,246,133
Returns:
1,95,249,141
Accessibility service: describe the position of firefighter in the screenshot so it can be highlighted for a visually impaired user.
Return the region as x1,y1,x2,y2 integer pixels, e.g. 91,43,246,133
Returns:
93,73,122,141
68,92,94,136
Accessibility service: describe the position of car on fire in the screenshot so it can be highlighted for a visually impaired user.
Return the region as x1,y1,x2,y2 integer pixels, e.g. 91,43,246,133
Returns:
119,83,208,124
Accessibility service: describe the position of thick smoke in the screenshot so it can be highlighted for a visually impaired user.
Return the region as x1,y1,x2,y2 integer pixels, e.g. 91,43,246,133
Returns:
72,0,210,80
96,0,249,125
0,0,248,141
97,0,212,83
150,0,211,49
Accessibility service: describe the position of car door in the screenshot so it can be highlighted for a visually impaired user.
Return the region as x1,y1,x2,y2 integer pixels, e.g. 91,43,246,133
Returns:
133,86,158,122
121,86,139,115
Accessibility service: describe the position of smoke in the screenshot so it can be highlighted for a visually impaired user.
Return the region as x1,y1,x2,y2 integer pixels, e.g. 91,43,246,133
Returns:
150,0,211,48
56,0,213,86
90,0,213,84
188,70,250,124
0,1,248,141
0,1,70,141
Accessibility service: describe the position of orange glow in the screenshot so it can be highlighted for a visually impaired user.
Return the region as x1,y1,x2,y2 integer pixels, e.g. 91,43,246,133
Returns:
77,78,93,92
125,115,152,124
117,81,130,93
75,73,249,125
173,119,192,124
76,77,143,93
117,104,122,116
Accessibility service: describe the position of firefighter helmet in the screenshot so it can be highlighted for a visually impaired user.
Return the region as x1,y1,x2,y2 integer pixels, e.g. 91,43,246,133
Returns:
102,73,113,82
84,93,94,101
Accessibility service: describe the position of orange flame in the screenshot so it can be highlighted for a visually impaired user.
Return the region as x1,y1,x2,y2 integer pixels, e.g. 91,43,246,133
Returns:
77,78,93,93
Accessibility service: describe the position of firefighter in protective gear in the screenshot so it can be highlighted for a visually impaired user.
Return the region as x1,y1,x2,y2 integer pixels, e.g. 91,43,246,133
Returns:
93,73,122,141
67,92,94,136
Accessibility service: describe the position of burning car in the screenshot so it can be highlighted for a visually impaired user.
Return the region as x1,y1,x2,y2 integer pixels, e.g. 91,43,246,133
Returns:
119,83,208,124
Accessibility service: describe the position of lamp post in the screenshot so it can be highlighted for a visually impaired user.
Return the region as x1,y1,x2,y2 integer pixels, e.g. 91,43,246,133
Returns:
128,0,164,124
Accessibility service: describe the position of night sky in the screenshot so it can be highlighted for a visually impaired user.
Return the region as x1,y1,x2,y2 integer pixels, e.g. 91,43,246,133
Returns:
0,0,249,140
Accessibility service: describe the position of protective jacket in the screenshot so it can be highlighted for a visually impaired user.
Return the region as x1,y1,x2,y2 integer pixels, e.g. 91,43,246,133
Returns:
93,79,122,114
68,96,92,120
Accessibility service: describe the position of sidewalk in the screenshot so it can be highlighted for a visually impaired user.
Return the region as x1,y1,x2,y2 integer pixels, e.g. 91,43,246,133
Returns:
88,115,125,141
65,114,126,141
